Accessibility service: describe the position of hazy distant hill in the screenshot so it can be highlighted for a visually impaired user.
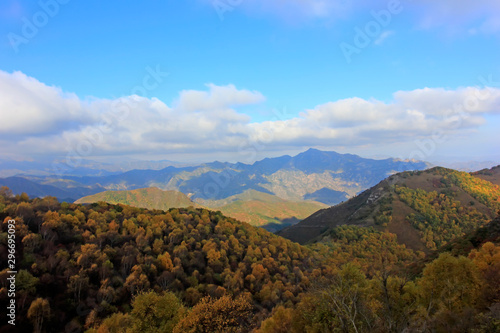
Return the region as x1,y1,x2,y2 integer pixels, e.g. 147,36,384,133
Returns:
13,149,428,205
196,189,327,231
75,187,199,210
0,176,106,202
279,166,500,252
77,188,327,231
303,188,349,205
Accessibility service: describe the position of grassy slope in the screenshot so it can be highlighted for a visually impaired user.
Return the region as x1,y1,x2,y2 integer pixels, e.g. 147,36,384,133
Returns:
198,189,327,231
77,188,327,230
75,187,199,210
216,193,327,231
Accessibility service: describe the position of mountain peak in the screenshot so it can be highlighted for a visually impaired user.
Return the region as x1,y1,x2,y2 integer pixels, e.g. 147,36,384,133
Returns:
299,148,342,157
303,148,326,154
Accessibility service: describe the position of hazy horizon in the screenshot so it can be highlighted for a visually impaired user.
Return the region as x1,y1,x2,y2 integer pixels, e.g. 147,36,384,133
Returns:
1,1,499,169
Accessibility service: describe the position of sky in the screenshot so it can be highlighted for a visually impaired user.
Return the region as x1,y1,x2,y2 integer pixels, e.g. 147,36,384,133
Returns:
0,0,499,169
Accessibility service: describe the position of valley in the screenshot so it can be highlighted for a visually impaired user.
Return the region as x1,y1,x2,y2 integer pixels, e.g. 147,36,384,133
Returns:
0,162,498,332
2,1,499,331
280,167,500,252
0,149,428,232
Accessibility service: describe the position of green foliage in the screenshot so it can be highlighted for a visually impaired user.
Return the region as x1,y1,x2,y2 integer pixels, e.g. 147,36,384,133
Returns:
313,226,418,278
444,169,500,212
0,188,320,332
129,291,185,333
305,263,375,332
417,253,481,314
395,186,488,249
412,253,483,332
373,275,418,333
173,295,254,333
1,184,499,332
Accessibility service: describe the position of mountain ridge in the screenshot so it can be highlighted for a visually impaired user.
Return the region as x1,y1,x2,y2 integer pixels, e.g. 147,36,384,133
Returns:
76,188,327,231
75,187,200,210
0,149,430,205
278,166,500,252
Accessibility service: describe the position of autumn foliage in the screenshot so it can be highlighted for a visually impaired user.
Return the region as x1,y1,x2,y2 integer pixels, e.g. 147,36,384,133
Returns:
0,185,499,332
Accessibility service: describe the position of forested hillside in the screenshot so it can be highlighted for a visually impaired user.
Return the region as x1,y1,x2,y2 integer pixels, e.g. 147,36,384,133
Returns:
0,185,499,332
77,188,327,232
0,187,324,332
472,165,500,186
280,167,500,252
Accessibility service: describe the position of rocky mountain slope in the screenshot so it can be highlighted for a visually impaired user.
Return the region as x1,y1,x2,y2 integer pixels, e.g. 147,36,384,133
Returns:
279,166,500,252
2,149,429,205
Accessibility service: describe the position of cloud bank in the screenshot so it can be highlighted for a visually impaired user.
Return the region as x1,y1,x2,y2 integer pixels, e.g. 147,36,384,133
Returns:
0,70,499,164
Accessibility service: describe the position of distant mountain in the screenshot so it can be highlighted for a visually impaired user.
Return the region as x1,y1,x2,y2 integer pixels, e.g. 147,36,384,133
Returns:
279,166,500,252
0,149,429,215
0,176,106,202
0,159,120,177
77,188,327,231
75,187,199,210
61,149,428,200
431,160,500,172
303,188,349,205
179,149,429,202
196,189,327,231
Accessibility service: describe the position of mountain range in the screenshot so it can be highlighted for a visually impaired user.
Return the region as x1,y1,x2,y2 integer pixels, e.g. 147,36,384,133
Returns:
1,165,498,332
0,149,429,202
0,149,429,230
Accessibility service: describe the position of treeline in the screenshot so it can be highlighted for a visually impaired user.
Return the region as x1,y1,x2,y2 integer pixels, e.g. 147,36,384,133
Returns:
312,226,421,278
396,186,487,250
0,188,323,332
0,186,499,332
257,240,500,333
393,168,500,251
441,168,500,212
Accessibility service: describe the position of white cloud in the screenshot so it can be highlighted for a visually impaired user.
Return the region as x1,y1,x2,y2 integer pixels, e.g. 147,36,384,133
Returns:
0,70,499,165
0,71,91,134
175,83,265,112
247,86,499,149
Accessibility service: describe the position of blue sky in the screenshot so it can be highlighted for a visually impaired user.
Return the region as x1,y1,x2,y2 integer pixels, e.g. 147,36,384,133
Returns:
0,0,499,167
